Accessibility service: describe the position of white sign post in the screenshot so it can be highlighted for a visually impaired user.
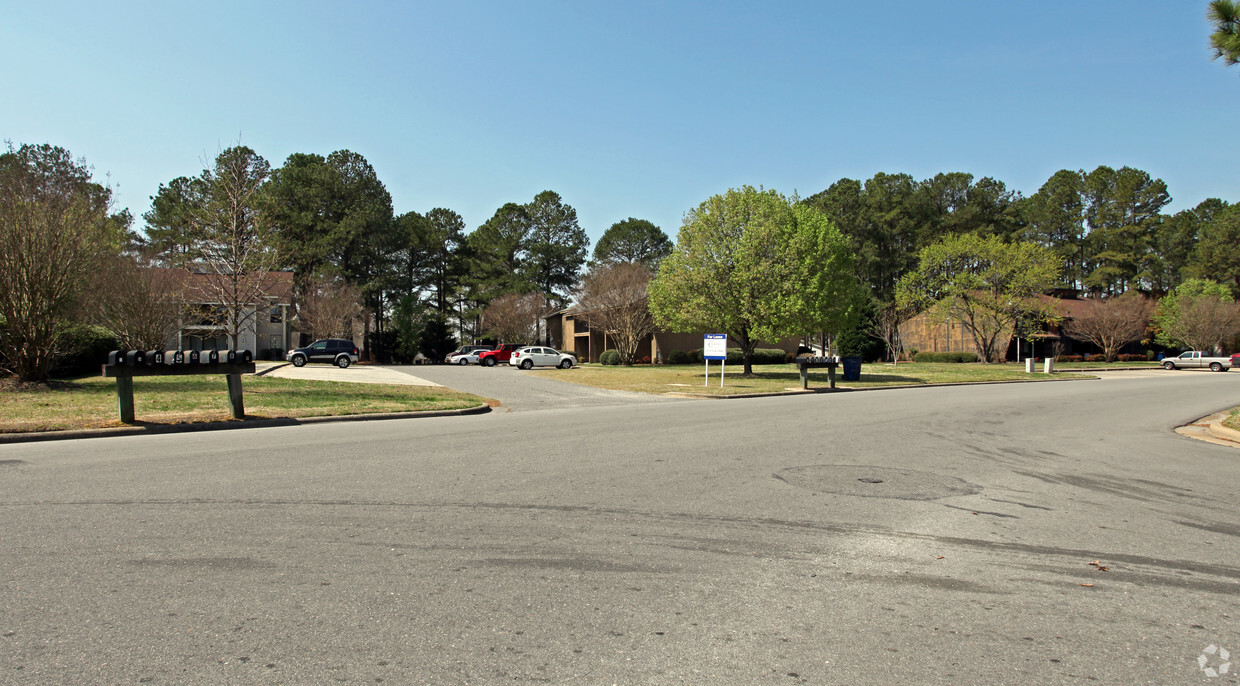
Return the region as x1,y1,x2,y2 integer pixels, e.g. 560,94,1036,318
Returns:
703,334,727,388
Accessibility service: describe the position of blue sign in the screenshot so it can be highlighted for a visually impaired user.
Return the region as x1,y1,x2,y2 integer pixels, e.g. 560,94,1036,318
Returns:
703,334,728,360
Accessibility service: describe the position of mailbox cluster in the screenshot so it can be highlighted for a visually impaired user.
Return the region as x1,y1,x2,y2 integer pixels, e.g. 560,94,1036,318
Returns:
106,349,254,366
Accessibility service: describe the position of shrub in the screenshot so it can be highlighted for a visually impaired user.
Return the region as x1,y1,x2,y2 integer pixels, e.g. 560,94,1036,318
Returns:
913,351,979,363
666,349,691,365
51,323,119,376
639,355,651,364
1056,354,1083,363
1116,354,1147,362
600,349,621,365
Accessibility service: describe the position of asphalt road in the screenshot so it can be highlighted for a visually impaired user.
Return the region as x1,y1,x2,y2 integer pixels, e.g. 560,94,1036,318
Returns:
2,371,1239,684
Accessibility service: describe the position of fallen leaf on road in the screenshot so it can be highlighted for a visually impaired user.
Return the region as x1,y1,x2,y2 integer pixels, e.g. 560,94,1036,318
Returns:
1079,583,1094,587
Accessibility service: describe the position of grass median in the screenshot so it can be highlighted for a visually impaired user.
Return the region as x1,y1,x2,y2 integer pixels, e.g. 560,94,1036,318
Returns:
530,362,1096,396
0,374,486,433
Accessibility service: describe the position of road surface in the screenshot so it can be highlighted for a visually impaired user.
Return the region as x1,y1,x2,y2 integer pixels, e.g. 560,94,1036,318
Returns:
2,370,1238,684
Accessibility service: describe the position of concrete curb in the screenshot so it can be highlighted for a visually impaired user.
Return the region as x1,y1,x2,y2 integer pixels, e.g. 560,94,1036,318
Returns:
1206,414,1240,444
0,404,492,445
663,373,1095,399
254,362,291,376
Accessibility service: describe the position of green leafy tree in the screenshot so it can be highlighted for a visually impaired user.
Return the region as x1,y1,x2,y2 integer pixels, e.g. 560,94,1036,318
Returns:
650,186,857,375
896,233,1061,363
780,204,866,356
1146,199,1225,294
592,218,671,268
803,173,922,302
143,176,202,264
1081,166,1170,295
1153,278,1240,352
1210,0,1240,66
650,186,791,375
1019,169,1087,288
421,208,467,314
0,143,129,380
418,313,456,362
260,149,396,353
522,190,588,307
1187,203,1240,297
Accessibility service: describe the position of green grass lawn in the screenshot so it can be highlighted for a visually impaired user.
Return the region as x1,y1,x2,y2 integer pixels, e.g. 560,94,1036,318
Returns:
531,361,1095,396
0,374,485,433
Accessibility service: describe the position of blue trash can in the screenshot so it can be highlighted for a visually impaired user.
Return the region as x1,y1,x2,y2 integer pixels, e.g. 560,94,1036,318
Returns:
842,356,862,381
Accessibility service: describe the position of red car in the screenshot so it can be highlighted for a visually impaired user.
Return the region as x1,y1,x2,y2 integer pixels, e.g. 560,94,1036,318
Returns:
477,344,525,367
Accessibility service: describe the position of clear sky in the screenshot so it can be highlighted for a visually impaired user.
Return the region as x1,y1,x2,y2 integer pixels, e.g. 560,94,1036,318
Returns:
3,1,1236,246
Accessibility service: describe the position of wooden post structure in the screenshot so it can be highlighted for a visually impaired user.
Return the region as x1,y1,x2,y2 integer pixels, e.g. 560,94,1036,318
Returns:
797,358,838,390
103,361,257,424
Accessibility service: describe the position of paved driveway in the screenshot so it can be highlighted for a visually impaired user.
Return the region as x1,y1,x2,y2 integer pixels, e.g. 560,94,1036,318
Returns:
380,363,678,413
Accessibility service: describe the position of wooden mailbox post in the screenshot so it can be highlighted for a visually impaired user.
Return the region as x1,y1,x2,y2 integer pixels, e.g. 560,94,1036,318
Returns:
102,351,255,424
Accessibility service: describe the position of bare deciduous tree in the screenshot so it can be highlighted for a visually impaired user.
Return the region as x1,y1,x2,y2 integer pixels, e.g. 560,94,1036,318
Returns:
1153,279,1240,354
297,274,364,340
481,292,546,344
186,146,280,348
1160,297,1240,353
87,257,186,350
0,143,125,381
1062,292,1157,362
576,262,655,365
871,301,911,363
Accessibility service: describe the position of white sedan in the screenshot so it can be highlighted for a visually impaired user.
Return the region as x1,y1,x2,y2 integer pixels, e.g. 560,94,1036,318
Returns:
447,350,484,365
509,346,576,369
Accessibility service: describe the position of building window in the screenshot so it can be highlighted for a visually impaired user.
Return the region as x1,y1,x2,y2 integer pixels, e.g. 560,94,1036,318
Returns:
270,306,283,324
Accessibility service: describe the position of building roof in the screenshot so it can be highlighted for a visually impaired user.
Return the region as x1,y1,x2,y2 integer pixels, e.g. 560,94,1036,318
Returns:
147,267,294,305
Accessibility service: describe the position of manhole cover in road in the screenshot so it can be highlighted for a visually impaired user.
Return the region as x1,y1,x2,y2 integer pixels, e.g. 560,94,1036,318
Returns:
773,465,981,501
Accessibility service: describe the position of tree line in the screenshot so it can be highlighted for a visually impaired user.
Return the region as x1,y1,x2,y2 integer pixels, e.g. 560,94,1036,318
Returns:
0,141,675,381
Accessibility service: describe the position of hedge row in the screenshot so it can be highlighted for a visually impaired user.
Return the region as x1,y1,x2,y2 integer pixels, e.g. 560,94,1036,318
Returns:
913,351,980,363
1056,353,1151,363
663,347,790,365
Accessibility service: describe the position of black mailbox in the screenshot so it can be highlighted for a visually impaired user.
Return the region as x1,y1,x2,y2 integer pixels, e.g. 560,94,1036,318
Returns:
235,350,253,363
125,350,145,365
204,349,220,364
225,350,237,363
107,350,126,366
145,350,165,365
187,350,201,364
167,350,186,365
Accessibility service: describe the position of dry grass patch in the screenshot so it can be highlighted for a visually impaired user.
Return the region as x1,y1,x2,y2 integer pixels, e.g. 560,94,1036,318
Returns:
0,374,484,433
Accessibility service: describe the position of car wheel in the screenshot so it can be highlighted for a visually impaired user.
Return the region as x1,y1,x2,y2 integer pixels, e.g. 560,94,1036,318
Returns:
458,358,468,365
559,359,572,369
1163,361,1176,370
1211,362,1223,372
292,355,306,367
484,357,495,367
521,359,533,370
337,356,351,369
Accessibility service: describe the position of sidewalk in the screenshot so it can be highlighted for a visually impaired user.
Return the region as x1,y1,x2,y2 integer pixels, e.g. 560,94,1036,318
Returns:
257,362,441,386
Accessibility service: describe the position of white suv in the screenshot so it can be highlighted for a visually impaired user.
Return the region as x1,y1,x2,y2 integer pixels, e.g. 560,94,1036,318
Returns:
509,347,576,369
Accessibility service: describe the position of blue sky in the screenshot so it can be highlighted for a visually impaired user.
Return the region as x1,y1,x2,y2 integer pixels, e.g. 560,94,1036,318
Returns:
3,2,1236,246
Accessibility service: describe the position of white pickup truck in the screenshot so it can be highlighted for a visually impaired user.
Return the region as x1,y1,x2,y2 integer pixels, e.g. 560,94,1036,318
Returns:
1161,351,1233,372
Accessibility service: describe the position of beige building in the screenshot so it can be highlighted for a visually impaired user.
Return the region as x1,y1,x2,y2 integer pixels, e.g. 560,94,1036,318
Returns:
545,310,800,363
